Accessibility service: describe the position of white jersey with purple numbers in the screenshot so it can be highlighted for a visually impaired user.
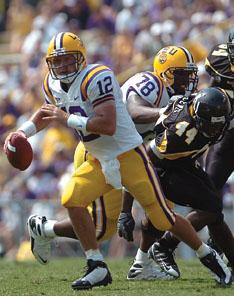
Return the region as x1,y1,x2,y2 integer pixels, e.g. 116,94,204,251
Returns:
43,64,142,160
121,71,170,142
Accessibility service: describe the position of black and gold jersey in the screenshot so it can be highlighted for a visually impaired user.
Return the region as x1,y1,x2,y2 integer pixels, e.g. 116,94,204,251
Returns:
148,96,223,212
205,44,234,90
154,96,216,161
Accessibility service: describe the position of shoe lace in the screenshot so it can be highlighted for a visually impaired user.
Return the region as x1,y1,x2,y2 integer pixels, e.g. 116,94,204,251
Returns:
155,246,176,267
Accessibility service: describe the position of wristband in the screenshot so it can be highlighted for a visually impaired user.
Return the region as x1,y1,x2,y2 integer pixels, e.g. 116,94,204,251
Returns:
67,114,88,132
18,121,37,138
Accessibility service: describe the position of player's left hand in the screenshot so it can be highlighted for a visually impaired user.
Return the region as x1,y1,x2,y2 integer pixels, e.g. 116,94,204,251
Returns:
3,130,26,153
41,104,69,125
117,212,135,242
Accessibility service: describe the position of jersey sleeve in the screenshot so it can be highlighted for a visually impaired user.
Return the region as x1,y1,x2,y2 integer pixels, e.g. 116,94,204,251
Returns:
123,72,165,107
42,72,56,105
80,65,116,108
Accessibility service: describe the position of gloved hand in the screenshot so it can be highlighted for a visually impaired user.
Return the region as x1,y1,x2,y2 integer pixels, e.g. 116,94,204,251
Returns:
117,212,135,242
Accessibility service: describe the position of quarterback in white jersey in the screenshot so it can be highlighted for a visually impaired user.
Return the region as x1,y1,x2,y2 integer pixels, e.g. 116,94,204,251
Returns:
44,64,142,161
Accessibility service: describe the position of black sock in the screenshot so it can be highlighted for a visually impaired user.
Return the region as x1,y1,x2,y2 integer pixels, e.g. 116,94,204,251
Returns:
159,232,180,251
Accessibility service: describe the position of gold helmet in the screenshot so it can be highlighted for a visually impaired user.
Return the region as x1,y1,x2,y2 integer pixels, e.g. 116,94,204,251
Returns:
153,46,198,96
46,32,87,83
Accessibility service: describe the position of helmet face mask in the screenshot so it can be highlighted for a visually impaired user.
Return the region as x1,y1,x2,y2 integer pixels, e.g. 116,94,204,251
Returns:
169,67,198,95
154,46,198,96
46,52,85,83
193,88,231,139
195,114,227,139
46,32,86,83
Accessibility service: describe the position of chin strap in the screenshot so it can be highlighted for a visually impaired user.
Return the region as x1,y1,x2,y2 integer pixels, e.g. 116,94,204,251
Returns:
59,72,78,84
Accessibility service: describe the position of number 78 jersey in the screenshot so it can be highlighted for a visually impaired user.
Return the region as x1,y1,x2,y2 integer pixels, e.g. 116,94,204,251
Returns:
43,64,142,160
121,71,170,142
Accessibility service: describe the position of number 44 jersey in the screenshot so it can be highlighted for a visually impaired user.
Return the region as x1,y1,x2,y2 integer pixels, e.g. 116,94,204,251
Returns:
43,64,142,160
151,96,218,161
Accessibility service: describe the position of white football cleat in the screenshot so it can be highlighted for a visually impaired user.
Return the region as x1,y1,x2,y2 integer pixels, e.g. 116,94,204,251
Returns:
127,258,176,280
148,242,180,278
27,215,52,264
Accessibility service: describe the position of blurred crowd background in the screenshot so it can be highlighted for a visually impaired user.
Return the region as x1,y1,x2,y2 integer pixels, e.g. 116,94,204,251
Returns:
0,0,234,262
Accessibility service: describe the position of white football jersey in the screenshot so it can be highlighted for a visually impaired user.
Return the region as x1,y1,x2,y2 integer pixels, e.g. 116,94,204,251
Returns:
121,71,170,142
43,64,142,160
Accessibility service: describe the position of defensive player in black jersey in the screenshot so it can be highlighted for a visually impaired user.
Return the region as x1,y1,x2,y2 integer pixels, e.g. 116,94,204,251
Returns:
205,30,234,197
203,29,234,259
143,87,233,285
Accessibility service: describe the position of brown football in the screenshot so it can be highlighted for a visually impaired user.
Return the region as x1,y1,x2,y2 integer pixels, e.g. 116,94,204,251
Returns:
6,133,33,171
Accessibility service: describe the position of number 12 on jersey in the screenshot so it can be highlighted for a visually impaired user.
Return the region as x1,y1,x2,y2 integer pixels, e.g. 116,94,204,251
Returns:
97,76,113,96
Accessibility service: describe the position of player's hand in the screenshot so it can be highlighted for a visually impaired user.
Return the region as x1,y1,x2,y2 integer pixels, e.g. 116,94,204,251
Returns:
3,131,26,153
41,104,69,125
117,212,135,242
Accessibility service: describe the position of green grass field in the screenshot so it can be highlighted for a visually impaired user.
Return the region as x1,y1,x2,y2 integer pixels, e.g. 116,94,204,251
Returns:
0,258,233,296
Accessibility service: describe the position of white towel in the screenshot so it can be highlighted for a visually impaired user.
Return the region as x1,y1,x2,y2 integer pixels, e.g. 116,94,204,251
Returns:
100,158,122,189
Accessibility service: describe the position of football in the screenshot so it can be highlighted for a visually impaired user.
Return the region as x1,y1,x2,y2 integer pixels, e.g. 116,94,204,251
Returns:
6,133,33,171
